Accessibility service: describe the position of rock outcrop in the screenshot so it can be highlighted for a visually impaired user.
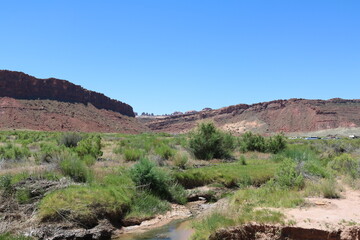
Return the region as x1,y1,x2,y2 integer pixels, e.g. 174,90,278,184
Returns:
0,70,135,117
209,224,360,240
141,98,360,135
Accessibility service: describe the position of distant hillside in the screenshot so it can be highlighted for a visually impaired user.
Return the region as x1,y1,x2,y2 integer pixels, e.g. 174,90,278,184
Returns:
141,98,360,135
0,70,147,133
0,70,134,117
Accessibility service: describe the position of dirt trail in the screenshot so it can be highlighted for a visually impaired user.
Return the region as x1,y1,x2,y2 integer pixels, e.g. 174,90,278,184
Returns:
286,185,360,231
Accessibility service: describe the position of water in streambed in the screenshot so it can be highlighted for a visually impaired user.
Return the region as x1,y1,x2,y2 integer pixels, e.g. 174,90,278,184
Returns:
120,220,194,240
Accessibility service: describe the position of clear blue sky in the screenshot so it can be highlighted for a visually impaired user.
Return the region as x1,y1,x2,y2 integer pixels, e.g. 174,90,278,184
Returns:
1,1,359,115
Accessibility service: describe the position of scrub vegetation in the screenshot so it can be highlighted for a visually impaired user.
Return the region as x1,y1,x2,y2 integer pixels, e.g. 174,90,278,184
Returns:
0,124,359,239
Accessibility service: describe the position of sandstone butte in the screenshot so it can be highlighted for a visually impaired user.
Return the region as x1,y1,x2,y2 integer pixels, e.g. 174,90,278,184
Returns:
0,70,147,133
0,70,134,117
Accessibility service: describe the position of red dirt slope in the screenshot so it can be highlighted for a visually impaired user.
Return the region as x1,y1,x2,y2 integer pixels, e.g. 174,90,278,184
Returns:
142,98,360,135
0,97,147,133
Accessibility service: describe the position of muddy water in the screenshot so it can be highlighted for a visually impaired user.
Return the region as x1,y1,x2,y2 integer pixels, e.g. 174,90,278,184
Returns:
120,220,194,240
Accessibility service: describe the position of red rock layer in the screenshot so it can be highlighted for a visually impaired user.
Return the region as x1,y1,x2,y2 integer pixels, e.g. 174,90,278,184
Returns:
0,70,135,117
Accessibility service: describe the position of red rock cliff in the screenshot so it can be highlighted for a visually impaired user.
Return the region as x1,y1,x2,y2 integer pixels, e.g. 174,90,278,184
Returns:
0,70,135,117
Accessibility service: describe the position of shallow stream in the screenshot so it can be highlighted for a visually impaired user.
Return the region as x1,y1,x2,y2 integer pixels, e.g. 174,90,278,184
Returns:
119,220,194,240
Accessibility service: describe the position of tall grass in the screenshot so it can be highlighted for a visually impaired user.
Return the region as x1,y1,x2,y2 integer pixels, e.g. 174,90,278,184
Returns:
174,159,278,188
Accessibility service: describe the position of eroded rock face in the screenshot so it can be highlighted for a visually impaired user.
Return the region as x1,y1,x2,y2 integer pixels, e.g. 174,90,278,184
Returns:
209,224,360,240
144,98,360,134
0,70,135,117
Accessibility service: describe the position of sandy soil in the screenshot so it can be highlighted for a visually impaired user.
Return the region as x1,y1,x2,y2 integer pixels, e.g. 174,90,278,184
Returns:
286,185,360,231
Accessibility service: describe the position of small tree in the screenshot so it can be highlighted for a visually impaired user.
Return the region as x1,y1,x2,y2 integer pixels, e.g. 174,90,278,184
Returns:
189,122,235,160
267,134,287,153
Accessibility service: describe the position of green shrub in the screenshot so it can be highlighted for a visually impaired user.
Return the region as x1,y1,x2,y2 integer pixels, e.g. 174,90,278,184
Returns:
320,178,341,199
59,132,83,148
75,135,102,159
175,159,277,188
34,143,63,163
239,132,267,152
275,158,304,189
189,122,235,160
125,191,170,220
59,153,93,183
124,148,144,161
329,153,360,179
280,145,317,162
0,143,31,161
0,233,33,240
15,188,31,204
173,153,189,169
267,134,287,153
155,144,175,160
240,132,286,153
0,175,13,194
39,182,134,227
130,158,186,204
239,155,247,165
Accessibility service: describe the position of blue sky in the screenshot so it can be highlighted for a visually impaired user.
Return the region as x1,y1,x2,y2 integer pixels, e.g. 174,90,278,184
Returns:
1,1,359,115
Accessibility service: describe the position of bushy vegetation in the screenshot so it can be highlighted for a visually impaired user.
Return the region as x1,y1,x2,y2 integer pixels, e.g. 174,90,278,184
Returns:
239,132,286,153
0,143,31,161
0,233,33,240
173,152,189,169
123,148,144,161
189,122,235,160
329,153,360,179
175,159,277,188
2,129,360,239
124,191,170,220
130,158,186,204
75,135,102,160
59,153,93,183
154,144,176,160
59,132,83,148
275,157,304,189
39,173,135,227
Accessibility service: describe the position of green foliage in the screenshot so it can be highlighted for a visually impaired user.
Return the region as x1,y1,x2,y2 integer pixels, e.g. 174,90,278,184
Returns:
329,153,360,179
15,188,31,204
232,182,304,208
124,191,170,220
175,159,277,188
0,143,31,161
189,122,235,160
239,155,247,165
130,158,186,204
275,158,304,189
173,152,189,169
34,142,63,163
124,148,144,162
280,144,317,162
191,213,235,240
0,233,33,240
319,178,341,199
39,178,135,227
304,178,341,199
239,132,267,152
239,132,287,153
59,132,83,148
75,135,103,160
154,144,175,160
59,153,93,183
0,175,13,194
267,134,287,153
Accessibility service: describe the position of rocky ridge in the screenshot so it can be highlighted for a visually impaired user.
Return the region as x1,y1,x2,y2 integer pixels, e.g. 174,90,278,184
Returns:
0,70,134,117
142,98,360,135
